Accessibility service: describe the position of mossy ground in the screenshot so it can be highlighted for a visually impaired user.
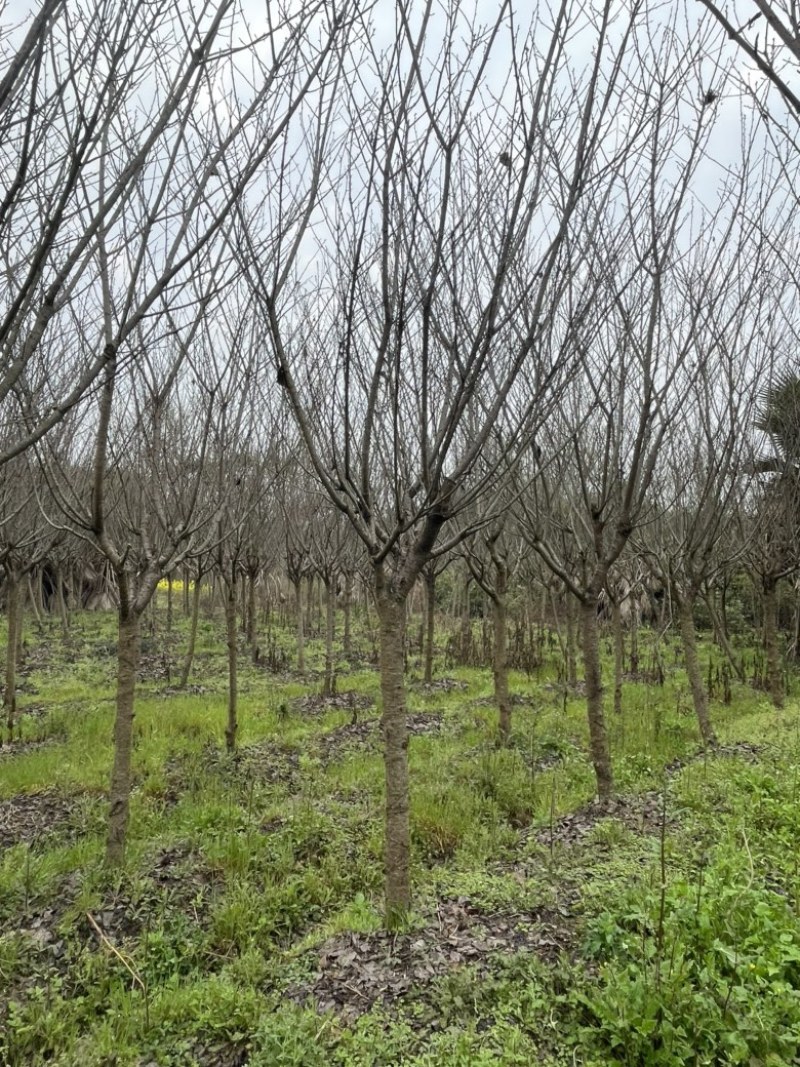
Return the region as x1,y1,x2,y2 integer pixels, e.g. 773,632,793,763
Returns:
1,599,799,1065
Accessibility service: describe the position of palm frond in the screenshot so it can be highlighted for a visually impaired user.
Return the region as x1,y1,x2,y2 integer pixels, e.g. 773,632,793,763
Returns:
755,370,800,463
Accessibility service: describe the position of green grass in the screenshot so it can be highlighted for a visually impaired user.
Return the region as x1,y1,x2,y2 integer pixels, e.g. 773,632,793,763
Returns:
1,601,800,1064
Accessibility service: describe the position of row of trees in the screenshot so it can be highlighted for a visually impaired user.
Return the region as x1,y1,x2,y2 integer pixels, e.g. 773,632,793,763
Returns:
2,0,800,923
2,343,798,896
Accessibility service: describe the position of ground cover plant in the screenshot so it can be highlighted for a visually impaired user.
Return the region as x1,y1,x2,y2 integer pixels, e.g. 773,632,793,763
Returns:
2,592,800,1067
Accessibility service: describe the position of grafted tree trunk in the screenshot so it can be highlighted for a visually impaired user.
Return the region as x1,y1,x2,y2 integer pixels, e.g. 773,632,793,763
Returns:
322,575,336,697
225,572,238,752
180,576,202,688
3,570,21,744
423,567,435,685
677,592,717,747
762,576,783,709
581,596,613,800
106,608,141,865
375,587,410,928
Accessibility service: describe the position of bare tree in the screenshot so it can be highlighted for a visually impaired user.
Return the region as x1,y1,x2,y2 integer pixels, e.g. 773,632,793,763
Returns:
0,0,353,464
643,286,772,745
309,501,351,697
516,71,754,796
0,455,55,742
200,314,268,752
464,518,521,743
279,468,315,676
38,316,230,863
239,0,679,922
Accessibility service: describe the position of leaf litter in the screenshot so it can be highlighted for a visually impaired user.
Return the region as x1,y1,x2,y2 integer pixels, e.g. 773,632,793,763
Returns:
287,896,576,1022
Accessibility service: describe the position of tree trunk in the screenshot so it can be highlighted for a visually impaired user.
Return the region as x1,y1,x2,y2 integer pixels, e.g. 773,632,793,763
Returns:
565,589,578,687
27,573,43,629
612,598,624,718
55,566,70,634
460,573,472,662
423,568,435,685
702,590,745,682
306,574,315,635
492,563,511,743
246,571,257,648
182,567,190,616
343,571,353,656
293,577,305,673
166,574,173,632
581,597,613,800
4,572,21,744
791,590,800,662
322,576,336,697
678,593,717,747
106,609,141,865
15,580,24,666
763,577,783,709
225,574,238,752
179,577,202,688
629,601,639,675
718,579,729,641
375,588,411,927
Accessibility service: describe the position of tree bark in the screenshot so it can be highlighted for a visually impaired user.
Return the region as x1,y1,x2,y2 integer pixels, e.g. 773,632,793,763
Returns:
225,573,238,752
763,576,783,709
179,576,202,688
423,567,435,685
375,588,411,927
166,574,173,632
581,596,613,800
678,593,717,747
4,571,21,744
106,609,141,865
